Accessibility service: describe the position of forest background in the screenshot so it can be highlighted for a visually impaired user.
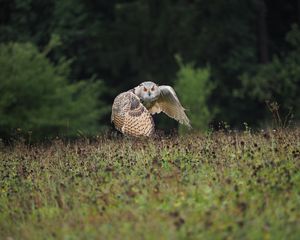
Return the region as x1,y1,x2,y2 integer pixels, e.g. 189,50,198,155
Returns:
1,0,300,140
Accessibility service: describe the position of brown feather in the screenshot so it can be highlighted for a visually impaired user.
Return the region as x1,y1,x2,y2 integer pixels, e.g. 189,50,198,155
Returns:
111,91,154,137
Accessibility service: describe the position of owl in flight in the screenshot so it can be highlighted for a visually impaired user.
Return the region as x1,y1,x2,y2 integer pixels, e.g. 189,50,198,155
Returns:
111,81,191,137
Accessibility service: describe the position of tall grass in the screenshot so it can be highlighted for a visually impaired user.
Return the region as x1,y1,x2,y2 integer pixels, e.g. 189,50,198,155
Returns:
0,129,300,239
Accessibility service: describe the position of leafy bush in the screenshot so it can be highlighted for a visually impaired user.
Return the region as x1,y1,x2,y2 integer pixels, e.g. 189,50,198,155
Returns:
174,56,215,132
0,41,107,140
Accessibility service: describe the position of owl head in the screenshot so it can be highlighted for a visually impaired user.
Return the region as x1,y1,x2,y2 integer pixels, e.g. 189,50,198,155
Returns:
134,81,160,102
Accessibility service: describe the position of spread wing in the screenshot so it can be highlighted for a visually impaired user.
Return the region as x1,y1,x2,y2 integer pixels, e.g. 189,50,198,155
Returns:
111,91,154,137
148,85,191,127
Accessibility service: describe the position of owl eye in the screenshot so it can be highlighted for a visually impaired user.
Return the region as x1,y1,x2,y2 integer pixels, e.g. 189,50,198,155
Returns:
151,86,155,91
143,87,147,92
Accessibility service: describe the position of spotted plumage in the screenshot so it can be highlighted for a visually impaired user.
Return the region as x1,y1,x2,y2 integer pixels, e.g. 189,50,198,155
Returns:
111,81,191,137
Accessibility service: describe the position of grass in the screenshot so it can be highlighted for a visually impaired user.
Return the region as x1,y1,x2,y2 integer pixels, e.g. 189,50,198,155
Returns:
0,129,300,239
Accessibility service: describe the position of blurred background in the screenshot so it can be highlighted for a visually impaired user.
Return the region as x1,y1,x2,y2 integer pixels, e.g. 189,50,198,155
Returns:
0,0,300,140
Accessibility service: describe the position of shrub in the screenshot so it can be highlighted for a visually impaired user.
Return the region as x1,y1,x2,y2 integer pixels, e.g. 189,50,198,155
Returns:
174,55,215,132
236,25,300,126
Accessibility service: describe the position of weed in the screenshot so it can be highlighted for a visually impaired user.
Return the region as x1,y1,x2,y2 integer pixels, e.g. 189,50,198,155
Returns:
0,129,300,239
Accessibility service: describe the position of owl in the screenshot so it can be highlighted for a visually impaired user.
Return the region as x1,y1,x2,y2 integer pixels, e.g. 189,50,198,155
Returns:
111,81,191,137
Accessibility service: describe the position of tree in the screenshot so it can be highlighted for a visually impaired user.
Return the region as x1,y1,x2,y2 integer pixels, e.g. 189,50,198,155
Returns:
236,25,300,126
0,41,107,140
1,0,300,131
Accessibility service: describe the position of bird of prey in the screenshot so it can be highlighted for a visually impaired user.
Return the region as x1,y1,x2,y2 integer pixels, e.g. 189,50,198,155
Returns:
111,81,191,137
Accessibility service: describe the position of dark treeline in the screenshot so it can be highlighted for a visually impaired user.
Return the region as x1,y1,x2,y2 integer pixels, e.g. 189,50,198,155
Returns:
0,0,300,140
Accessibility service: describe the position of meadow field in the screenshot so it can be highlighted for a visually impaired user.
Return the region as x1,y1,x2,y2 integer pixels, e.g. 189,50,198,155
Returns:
0,129,300,239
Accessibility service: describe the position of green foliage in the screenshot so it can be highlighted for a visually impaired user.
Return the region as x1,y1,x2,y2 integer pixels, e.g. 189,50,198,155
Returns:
175,56,215,132
0,130,300,239
0,0,54,44
0,41,107,140
1,0,299,131
236,25,300,124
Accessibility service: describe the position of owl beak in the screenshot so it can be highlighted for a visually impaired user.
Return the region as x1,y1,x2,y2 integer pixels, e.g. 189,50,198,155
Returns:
148,91,151,96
